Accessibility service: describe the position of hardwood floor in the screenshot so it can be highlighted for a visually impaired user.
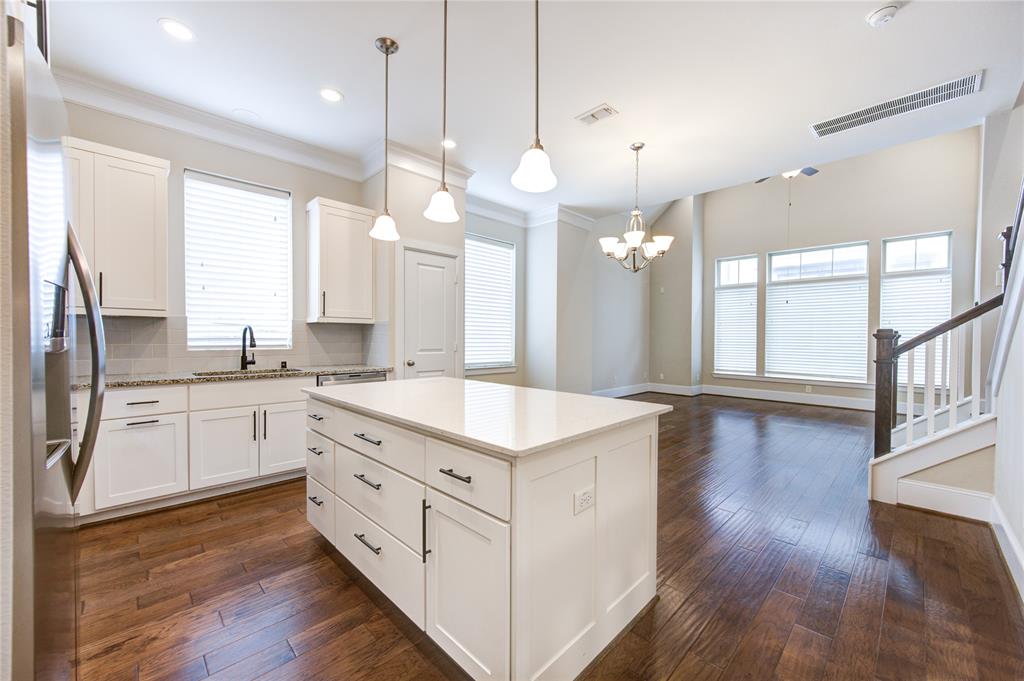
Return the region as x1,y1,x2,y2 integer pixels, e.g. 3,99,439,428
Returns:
77,393,1024,681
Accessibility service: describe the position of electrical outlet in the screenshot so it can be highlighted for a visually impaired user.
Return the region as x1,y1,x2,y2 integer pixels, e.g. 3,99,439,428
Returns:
573,486,595,515
805,385,812,393
659,372,664,380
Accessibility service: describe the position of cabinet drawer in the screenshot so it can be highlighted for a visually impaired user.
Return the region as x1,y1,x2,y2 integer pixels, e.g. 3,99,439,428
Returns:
426,439,511,521
338,410,426,482
335,496,425,628
335,445,425,553
93,386,187,420
306,430,334,491
190,377,315,411
306,477,334,544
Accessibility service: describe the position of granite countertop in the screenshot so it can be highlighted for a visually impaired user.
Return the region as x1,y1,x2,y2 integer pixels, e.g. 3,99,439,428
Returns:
304,376,672,458
73,365,392,391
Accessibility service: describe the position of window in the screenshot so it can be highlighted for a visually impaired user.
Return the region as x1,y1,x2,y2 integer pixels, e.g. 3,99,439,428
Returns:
881,233,952,384
765,243,869,382
184,171,292,349
464,234,516,370
714,256,758,375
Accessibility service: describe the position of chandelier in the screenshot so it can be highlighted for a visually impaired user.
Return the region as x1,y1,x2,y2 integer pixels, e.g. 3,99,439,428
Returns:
598,142,673,272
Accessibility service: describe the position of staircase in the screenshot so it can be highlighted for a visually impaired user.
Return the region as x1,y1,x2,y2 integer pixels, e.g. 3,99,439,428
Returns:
869,182,1021,520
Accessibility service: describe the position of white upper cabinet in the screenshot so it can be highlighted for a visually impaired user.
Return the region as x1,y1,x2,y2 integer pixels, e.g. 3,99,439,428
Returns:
65,138,169,317
306,197,375,323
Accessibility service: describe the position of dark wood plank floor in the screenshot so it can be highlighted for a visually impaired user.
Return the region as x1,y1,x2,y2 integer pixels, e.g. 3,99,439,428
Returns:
77,393,1024,681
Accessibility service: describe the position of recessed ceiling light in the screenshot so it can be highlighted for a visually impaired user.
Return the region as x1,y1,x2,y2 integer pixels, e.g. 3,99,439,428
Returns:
865,4,900,28
441,139,456,149
320,88,343,103
158,18,194,42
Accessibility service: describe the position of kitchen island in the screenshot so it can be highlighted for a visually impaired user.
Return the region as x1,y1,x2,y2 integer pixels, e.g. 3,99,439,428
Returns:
303,377,671,681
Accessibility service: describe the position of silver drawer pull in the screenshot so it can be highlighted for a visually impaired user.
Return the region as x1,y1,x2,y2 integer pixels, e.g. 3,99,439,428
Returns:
308,495,324,507
354,533,382,555
354,473,382,491
306,447,323,456
125,400,159,406
126,419,159,427
353,432,382,446
439,467,472,484
307,414,325,422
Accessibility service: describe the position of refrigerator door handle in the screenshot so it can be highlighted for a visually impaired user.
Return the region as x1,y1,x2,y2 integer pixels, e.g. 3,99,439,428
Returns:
67,224,105,504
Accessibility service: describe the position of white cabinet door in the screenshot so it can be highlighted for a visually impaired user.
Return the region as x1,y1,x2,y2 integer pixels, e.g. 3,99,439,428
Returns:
189,407,260,489
403,249,457,378
65,146,95,314
318,204,374,322
93,413,188,509
426,490,510,681
93,153,167,313
260,400,307,476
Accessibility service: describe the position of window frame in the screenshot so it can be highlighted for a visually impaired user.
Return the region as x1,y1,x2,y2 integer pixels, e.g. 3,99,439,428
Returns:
183,169,294,351
463,232,517,372
713,254,759,376
881,230,953,277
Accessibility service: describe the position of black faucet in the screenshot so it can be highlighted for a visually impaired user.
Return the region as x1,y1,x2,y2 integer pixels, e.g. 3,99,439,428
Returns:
240,325,256,370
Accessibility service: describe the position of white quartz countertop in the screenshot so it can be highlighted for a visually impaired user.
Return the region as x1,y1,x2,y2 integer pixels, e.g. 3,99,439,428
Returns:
303,377,671,457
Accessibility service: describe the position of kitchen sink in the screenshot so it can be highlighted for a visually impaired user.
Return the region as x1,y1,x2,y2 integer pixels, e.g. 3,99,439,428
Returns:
192,368,303,377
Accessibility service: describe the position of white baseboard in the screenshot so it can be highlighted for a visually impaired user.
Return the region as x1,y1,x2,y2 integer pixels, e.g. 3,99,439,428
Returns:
992,498,1024,605
592,383,653,398
896,478,992,522
699,384,874,411
644,382,702,397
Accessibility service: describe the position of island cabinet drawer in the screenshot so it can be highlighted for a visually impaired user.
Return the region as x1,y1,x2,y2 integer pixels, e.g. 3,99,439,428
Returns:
95,386,188,420
426,440,511,521
305,430,334,490
338,411,426,482
334,445,425,552
306,477,334,544
335,497,425,628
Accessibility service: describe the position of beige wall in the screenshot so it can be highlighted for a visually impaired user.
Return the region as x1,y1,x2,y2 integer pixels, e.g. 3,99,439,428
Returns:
525,222,557,390
591,213,649,392
555,220,593,394
699,126,981,402
465,213,527,386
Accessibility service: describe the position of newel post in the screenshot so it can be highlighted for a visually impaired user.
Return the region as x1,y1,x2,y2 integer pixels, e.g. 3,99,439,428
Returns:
873,329,900,457
1001,225,1014,292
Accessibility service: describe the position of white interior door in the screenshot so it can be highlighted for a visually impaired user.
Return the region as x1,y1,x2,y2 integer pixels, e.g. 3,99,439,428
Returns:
403,249,457,378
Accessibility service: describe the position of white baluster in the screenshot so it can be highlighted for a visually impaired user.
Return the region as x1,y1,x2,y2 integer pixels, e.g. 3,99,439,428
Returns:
939,332,948,410
971,318,981,419
925,339,935,436
906,348,915,447
950,327,960,427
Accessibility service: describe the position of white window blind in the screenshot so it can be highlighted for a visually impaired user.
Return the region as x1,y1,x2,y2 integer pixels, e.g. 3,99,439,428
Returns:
464,234,515,369
714,256,758,375
184,171,292,349
765,244,868,382
881,233,952,384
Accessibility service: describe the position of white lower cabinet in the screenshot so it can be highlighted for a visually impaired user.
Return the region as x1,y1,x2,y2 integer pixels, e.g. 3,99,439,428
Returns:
189,406,260,489
260,400,308,476
426,489,510,681
93,413,188,509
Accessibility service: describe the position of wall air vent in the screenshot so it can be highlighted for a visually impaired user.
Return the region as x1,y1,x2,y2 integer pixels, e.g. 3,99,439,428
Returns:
575,103,619,125
811,70,984,137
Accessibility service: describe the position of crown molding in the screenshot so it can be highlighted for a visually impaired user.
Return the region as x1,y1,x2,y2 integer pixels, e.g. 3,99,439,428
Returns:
526,205,559,228
558,206,596,231
360,139,474,189
465,195,527,227
523,205,597,230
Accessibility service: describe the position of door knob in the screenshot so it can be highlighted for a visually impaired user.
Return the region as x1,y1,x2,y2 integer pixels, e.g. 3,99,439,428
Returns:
406,360,416,367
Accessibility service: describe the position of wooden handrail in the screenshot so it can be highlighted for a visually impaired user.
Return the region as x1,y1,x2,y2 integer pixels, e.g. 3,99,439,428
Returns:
893,293,1004,357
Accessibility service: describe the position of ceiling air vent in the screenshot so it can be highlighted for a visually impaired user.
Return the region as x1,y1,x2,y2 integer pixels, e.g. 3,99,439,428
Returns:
811,70,984,137
575,103,619,125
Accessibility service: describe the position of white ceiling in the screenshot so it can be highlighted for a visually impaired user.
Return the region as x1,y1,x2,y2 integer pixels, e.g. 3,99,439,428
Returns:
51,1,1024,217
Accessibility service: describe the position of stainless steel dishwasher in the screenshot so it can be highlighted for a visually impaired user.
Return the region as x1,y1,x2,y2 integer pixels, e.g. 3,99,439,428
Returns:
316,370,388,387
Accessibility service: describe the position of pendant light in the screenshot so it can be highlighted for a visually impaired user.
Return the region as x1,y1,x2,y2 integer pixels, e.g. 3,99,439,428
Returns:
369,37,401,241
599,143,674,273
423,0,460,223
510,0,557,193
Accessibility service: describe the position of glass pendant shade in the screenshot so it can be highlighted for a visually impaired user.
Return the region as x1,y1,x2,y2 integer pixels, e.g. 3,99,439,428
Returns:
369,212,400,241
511,146,557,193
652,235,675,252
641,242,660,259
598,237,620,255
423,188,459,223
613,243,628,260
623,229,645,248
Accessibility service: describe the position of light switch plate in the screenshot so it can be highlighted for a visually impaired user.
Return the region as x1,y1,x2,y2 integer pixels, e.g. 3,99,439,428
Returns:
574,486,595,515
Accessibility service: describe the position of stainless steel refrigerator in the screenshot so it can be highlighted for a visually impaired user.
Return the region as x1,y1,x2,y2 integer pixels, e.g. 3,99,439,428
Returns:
4,6,105,679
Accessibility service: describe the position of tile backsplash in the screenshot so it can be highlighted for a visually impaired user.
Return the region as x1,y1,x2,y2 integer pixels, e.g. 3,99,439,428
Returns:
74,315,372,378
